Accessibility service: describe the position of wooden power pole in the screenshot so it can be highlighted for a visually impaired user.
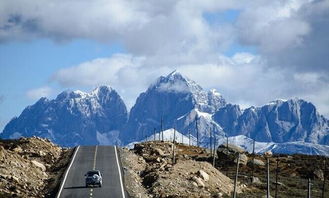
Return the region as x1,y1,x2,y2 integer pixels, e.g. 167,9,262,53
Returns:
322,158,327,198
195,116,199,147
161,116,163,141
233,153,240,198
266,157,270,198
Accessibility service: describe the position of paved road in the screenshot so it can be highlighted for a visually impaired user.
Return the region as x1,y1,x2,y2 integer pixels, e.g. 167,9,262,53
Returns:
57,146,127,198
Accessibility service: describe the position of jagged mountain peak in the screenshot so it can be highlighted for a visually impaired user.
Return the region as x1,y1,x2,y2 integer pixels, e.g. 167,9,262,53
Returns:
54,85,116,102
208,89,222,97
266,98,310,106
149,71,226,112
1,85,128,146
91,85,114,96
122,71,226,143
149,70,200,94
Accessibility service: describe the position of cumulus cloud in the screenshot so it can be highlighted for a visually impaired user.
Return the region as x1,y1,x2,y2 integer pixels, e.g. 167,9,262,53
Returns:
1,0,328,116
236,0,329,74
0,0,240,64
50,52,329,117
26,86,54,100
158,81,189,93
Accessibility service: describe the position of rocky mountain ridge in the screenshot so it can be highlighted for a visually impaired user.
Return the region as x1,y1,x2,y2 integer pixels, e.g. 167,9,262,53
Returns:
1,71,328,153
214,99,329,144
1,86,128,146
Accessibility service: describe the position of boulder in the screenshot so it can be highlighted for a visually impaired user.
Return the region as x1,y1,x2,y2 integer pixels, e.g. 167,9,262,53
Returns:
0,146,4,159
251,176,262,184
313,169,324,181
198,170,209,181
192,176,205,187
248,159,265,167
235,154,248,165
31,160,46,172
13,146,23,153
217,144,245,154
154,148,165,156
217,144,245,163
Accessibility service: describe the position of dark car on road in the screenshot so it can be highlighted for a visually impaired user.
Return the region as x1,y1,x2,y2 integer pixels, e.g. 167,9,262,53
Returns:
85,170,102,187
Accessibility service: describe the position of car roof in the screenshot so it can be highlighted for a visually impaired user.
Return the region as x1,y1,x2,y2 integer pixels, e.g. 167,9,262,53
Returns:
87,170,101,173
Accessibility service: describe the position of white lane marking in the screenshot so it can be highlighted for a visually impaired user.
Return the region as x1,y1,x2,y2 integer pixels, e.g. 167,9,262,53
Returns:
56,146,80,198
93,145,98,170
114,146,126,198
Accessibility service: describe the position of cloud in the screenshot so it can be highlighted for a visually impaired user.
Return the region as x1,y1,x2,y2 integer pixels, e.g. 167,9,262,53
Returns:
26,86,54,100
158,81,189,93
0,0,239,63
2,0,328,116
236,0,329,74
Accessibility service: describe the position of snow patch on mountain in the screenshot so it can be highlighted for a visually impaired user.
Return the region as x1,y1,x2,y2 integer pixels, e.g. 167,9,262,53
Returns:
218,135,329,156
126,128,197,149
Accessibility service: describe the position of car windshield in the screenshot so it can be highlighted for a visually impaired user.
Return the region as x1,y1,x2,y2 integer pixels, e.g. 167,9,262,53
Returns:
86,171,99,176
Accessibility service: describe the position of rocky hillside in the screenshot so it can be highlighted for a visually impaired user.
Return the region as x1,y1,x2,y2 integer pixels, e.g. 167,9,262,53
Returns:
122,140,329,198
121,141,245,198
0,137,73,197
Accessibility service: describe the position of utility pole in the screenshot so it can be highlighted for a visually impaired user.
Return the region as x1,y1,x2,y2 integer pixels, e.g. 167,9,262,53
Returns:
195,116,199,147
275,156,279,198
172,139,176,164
251,138,255,183
212,134,216,167
173,126,176,144
266,156,270,198
233,153,240,198
153,128,156,141
209,128,212,155
322,158,327,198
226,134,229,177
188,129,191,146
307,178,311,198
161,116,163,141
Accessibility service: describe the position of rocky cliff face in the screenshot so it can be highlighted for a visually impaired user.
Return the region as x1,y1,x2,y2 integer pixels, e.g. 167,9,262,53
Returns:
213,99,329,144
121,71,226,144
1,86,128,147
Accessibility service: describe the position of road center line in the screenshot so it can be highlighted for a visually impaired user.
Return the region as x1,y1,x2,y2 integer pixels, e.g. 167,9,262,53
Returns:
93,145,98,170
56,146,80,198
114,146,126,198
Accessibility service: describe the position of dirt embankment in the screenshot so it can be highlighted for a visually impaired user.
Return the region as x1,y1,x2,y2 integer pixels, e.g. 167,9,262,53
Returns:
0,137,73,198
121,141,329,198
121,141,245,198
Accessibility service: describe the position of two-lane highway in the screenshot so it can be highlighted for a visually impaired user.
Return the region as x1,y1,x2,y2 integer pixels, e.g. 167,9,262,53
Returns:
57,146,127,198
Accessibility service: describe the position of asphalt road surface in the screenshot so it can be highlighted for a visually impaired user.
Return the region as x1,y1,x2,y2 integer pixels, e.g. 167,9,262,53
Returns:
57,146,128,198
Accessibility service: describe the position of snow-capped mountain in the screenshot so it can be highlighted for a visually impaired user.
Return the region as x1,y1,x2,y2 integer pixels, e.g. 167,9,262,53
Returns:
1,71,328,156
213,99,329,145
218,135,329,156
121,71,226,144
0,86,128,146
126,129,329,156
126,128,197,149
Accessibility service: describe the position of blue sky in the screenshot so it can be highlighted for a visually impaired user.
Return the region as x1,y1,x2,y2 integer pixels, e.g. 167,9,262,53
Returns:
0,0,328,131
